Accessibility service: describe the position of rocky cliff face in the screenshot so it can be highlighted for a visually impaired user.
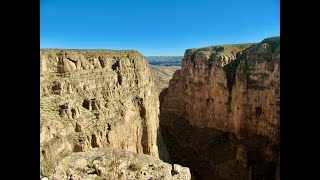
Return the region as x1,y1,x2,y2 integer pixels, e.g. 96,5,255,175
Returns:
162,38,280,142
40,49,174,176
160,37,280,179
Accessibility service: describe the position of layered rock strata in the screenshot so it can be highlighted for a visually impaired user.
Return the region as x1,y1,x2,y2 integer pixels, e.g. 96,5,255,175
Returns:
160,37,280,179
40,49,173,176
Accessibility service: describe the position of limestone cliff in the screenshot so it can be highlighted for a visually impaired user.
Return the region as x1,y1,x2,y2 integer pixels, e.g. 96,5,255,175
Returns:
162,37,279,142
160,37,280,179
40,49,170,174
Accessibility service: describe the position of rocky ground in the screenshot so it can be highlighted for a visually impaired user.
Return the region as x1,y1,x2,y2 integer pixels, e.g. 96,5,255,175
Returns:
42,148,190,180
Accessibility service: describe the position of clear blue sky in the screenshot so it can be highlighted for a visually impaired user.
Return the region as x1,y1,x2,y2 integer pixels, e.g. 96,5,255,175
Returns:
40,0,280,56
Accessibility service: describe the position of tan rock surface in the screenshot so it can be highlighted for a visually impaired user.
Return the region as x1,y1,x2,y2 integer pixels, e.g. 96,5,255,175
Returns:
160,37,280,179
42,148,191,180
40,49,170,175
162,37,280,142
149,65,181,91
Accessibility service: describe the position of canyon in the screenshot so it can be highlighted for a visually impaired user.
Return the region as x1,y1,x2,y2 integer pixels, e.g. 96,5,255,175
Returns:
40,36,280,180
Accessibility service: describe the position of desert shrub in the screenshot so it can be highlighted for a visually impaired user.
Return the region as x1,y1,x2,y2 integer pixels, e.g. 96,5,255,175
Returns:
40,162,54,177
128,162,142,171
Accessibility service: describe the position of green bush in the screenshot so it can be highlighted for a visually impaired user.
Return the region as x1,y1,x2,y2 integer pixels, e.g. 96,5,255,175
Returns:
128,162,142,171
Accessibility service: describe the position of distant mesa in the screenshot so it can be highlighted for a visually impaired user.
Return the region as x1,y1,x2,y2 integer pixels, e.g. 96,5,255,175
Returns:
147,56,183,66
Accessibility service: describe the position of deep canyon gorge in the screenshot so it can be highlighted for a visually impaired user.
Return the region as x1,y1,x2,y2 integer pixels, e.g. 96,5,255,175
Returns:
160,36,280,180
40,36,280,180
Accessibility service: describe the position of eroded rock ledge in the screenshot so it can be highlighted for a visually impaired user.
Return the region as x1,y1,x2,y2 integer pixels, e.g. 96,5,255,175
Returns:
160,37,280,179
43,148,190,180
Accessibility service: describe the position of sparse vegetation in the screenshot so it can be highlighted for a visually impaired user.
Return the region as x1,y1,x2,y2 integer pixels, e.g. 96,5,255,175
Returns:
40,161,54,178
128,162,142,171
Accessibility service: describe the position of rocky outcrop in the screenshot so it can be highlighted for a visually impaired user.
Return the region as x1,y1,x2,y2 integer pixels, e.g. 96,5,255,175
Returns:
41,148,191,180
40,49,171,174
160,37,280,179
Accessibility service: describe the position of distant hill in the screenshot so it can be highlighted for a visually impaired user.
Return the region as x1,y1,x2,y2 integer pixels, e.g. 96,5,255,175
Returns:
147,56,183,62
149,65,181,91
146,56,183,66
